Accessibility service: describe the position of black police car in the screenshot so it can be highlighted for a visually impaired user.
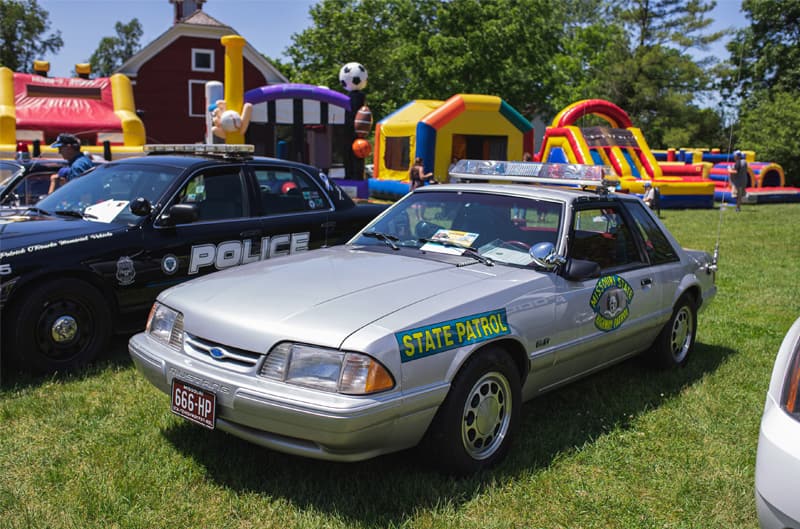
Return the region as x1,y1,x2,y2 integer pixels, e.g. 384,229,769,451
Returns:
0,144,388,373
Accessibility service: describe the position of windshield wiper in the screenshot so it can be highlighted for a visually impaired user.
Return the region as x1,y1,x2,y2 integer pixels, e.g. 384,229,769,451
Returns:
54,209,98,220
418,238,494,266
24,206,52,216
362,230,399,250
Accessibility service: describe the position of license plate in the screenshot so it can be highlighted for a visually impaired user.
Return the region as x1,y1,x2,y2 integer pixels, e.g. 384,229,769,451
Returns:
171,379,216,429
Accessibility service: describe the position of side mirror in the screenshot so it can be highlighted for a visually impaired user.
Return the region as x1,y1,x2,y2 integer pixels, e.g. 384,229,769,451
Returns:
129,197,152,216
562,258,601,281
530,242,566,270
163,203,199,225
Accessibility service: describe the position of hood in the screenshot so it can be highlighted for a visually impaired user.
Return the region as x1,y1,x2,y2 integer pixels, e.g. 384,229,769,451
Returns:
0,215,127,250
162,247,515,351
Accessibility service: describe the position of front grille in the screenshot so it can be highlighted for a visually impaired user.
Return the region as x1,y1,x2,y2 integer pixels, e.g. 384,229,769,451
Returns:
184,333,262,369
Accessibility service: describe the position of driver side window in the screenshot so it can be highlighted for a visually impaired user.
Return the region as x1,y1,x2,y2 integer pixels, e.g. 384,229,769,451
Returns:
570,206,641,270
178,170,247,222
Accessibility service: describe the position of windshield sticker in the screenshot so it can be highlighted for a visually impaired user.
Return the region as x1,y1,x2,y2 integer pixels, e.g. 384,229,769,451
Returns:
590,275,634,331
396,309,510,363
84,199,129,223
116,256,136,285
420,229,479,255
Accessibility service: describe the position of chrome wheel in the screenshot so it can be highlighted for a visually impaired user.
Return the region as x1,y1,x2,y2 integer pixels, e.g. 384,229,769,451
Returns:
669,305,694,363
461,371,512,460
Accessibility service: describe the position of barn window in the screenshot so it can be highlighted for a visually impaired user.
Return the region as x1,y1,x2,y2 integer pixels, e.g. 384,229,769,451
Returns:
192,49,214,72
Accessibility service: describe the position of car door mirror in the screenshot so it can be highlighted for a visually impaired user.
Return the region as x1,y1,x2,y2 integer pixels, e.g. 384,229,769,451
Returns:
129,197,152,217
163,203,199,225
562,258,601,281
530,242,566,270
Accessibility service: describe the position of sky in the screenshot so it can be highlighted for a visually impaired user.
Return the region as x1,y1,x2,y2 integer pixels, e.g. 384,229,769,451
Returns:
37,0,747,79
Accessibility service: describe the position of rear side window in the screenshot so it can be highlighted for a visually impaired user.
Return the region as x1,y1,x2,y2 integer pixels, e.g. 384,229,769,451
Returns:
625,201,679,265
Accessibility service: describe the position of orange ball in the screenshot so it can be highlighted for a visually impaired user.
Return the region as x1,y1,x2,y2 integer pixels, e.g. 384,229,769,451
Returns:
352,138,371,158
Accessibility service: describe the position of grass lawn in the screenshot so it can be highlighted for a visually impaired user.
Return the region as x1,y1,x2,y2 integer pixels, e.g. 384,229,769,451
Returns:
2,203,798,529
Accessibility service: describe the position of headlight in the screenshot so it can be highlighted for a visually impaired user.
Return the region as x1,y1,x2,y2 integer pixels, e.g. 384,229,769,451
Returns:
146,302,183,350
259,343,394,395
782,340,800,420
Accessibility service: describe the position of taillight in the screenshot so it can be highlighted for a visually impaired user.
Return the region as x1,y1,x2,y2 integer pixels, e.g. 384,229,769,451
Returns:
781,342,800,418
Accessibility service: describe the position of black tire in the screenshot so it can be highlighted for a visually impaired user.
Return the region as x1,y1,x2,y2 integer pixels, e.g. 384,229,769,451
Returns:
6,278,111,373
424,347,521,476
650,294,697,369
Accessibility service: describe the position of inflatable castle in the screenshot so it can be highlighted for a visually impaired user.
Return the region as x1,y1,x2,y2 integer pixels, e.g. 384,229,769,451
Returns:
0,61,145,159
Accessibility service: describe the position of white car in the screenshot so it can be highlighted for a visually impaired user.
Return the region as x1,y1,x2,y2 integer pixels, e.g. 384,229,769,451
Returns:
755,315,800,528
129,160,717,475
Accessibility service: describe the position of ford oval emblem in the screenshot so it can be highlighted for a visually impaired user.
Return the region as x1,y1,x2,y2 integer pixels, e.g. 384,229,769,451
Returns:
209,347,226,360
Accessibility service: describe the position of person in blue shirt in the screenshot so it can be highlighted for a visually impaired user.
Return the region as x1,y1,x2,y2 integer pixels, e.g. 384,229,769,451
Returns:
48,133,94,194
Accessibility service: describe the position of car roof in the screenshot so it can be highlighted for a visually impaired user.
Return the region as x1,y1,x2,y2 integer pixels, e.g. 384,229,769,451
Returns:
112,153,321,173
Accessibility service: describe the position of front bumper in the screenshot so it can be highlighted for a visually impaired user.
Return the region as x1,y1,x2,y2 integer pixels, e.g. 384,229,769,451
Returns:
129,332,447,462
755,397,800,529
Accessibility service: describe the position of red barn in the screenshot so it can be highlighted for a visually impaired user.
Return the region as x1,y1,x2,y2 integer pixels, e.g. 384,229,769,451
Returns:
118,2,287,144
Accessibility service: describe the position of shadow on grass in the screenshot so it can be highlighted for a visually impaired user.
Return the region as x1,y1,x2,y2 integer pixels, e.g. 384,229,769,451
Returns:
160,341,735,528
0,334,134,390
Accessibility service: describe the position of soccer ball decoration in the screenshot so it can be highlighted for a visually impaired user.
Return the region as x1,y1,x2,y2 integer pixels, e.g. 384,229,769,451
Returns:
339,62,367,92
219,110,242,132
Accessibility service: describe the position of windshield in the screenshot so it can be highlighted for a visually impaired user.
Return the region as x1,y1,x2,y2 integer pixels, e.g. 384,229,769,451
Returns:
0,161,23,189
353,191,564,266
35,162,183,224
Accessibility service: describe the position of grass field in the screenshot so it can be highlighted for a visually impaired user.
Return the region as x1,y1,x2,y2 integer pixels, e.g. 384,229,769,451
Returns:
2,203,798,529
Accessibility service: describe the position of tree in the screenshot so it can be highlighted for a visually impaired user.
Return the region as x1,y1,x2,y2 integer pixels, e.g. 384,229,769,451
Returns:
722,0,800,100
736,91,800,186
88,18,143,77
0,0,63,72
596,0,726,147
284,0,569,121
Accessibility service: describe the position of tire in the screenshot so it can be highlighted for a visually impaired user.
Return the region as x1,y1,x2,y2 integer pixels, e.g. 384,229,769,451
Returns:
424,347,521,476
7,278,111,373
650,294,696,369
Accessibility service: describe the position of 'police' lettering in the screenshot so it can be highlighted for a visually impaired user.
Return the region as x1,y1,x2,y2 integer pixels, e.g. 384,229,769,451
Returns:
188,232,310,274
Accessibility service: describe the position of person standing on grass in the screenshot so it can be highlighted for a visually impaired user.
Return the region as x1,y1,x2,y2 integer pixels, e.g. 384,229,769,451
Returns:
728,150,749,212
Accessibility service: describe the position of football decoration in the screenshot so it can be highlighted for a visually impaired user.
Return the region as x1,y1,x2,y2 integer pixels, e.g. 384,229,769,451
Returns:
339,62,367,92
352,138,371,158
353,105,373,138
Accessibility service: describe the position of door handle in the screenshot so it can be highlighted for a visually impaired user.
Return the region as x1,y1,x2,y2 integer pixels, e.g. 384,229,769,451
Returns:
641,278,653,287
240,229,261,238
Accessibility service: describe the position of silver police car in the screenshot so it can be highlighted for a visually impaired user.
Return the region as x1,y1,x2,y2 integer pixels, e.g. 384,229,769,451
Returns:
130,161,717,475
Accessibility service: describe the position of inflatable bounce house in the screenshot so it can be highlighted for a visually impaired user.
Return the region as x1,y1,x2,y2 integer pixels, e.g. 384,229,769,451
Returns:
371,94,534,199
535,99,717,208
536,99,797,207
213,36,372,196
0,61,145,159
651,148,798,204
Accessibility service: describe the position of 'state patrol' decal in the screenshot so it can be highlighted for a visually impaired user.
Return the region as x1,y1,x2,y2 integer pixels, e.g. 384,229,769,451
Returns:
396,309,510,363
590,275,634,331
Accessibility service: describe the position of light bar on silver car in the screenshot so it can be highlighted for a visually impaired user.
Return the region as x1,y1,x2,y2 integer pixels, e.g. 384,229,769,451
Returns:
448,159,618,189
